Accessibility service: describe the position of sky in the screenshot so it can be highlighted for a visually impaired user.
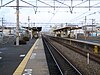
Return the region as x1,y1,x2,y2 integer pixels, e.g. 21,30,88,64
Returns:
0,0,100,31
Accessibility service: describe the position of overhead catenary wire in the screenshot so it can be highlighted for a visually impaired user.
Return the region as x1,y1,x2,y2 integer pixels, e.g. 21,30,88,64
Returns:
1,0,100,27
0,0,15,7
69,9,100,23
73,0,88,8
46,0,100,25
0,0,39,45
48,0,66,23
20,0,36,13
38,0,54,8
69,0,100,23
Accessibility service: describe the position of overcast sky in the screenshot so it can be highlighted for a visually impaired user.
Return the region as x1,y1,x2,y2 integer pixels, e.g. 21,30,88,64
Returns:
0,0,100,31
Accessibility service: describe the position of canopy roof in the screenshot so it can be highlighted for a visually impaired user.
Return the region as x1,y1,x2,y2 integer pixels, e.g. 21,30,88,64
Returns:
54,26,82,32
22,27,42,31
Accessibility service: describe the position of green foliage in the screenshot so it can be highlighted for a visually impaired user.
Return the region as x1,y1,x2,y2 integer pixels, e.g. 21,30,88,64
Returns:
23,36,29,41
14,40,26,45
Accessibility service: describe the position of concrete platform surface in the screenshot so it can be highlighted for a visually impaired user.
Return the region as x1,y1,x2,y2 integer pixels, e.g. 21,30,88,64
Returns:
13,38,49,75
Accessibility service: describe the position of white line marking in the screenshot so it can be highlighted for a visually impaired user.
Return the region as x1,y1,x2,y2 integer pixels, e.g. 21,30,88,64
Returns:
30,53,37,59
20,54,26,58
0,57,2,59
23,69,32,75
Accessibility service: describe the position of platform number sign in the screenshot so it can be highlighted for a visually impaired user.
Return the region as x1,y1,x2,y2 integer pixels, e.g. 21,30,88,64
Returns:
23,69,32,75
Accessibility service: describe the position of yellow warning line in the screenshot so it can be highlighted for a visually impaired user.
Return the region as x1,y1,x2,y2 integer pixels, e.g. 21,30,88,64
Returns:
13,39,39,75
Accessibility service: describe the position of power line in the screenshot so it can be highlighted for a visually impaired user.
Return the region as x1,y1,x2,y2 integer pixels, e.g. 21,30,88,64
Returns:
69,0,100,22
0,0,36,45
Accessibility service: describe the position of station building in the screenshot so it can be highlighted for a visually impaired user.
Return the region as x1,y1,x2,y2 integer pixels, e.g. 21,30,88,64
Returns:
53,25,82,39
53,24,100,39
82,25,97,36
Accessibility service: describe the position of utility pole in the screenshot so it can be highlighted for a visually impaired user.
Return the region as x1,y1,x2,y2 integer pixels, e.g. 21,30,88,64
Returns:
92,19,95,36
28,16,30,38
16,0,19,45
0,0,36,46
85,16,87,40
1,17,4,37
54,0,55,10
31,23,33,39
28,16,30,29
89,0,90,11
1,0,2,6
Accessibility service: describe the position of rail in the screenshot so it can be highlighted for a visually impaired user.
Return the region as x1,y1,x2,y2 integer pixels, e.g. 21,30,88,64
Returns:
43,35,82,75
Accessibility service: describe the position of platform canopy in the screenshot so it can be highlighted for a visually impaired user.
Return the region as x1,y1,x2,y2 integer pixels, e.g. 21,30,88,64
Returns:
53,26,82,32
22,27,42,32
0,26,16,29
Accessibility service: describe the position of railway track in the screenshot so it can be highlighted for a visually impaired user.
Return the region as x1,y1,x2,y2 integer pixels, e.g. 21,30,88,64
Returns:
42,36,82,75
48,36,100,64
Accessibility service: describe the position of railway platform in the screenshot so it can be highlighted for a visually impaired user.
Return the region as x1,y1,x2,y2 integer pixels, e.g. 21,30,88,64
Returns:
13,37,50,75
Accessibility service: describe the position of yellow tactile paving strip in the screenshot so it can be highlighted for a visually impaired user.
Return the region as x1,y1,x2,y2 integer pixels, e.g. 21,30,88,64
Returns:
13,39,39,75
